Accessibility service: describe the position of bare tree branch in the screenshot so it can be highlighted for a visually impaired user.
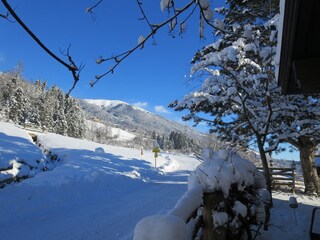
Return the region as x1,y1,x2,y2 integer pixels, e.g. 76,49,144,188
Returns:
60,45,85,96
1,0,81,94
90,0,197,86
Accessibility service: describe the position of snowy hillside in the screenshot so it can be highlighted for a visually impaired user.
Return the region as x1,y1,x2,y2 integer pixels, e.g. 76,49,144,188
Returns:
84,99,129,110
79,98,207,150
86,119,136,141
84,99,149,113
0,122,319,240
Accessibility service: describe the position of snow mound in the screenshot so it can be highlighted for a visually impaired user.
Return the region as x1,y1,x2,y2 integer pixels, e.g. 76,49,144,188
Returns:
0,122,51,183
159,154,180,172
133,215,187,240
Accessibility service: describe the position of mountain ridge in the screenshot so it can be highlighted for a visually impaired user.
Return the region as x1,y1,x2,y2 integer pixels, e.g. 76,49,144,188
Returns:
79,98,207,151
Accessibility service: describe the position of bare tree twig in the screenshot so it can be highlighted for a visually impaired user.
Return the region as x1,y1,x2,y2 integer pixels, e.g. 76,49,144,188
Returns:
91,0,197,86
86,0,104,13
1,0,81,94
0,10,13,22
85,0,104,20
60,45,85,96
136,0,154,31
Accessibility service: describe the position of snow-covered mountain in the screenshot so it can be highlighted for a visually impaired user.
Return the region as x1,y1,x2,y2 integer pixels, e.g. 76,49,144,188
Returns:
79,99,207,150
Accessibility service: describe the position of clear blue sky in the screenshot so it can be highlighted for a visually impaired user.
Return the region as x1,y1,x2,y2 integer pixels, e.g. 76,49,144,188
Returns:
0,0,299,161
0,0,211,118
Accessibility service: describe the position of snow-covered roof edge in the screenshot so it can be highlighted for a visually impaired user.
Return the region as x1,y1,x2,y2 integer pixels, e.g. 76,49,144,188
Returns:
274,0,285,82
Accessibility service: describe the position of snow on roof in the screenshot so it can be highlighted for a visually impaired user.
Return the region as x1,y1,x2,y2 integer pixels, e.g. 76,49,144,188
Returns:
274,0,285,81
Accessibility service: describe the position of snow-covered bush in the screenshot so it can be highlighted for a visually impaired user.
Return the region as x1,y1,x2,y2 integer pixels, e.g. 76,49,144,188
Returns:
188,149,268,238
133,149,268,239
189,149,266,194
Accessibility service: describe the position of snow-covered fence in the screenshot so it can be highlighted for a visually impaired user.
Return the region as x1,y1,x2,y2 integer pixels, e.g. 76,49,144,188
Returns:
133,150,269,240
258,167,296,193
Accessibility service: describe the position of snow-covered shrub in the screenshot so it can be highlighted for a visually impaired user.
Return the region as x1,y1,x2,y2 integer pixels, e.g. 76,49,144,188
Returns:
188,149,268,238
133,149,268,239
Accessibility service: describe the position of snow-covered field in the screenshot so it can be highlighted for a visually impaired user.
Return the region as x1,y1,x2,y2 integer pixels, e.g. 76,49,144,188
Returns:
0,122,199,240
0,122,319,240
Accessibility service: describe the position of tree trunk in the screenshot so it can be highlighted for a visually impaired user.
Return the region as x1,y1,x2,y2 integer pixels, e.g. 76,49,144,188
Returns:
256,137,272,195
256,137,272,230
298,136,320,195
202,192,226,240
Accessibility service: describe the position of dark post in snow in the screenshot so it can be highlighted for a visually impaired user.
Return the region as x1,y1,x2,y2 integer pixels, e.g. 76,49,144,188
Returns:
202,191,226,240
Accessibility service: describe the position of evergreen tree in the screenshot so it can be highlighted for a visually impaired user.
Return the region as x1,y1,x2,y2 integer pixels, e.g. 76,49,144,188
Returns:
65,96,85,138
47,85,67,135
7,87,29,124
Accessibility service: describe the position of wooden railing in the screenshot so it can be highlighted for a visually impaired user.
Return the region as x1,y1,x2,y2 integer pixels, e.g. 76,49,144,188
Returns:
258,167,296,193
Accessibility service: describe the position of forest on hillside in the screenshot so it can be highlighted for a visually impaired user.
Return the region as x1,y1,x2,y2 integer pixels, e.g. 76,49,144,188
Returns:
0,68,201,152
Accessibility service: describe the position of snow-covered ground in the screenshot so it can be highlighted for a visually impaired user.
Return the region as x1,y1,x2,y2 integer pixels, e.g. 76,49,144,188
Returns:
0,122,199,240
86,120,136,141
0,122,319,240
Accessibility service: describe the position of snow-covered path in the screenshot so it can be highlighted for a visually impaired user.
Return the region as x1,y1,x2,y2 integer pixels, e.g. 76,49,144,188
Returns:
0,125,200,240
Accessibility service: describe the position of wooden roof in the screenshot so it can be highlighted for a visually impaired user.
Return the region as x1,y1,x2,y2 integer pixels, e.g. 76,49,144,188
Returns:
278,0,320,94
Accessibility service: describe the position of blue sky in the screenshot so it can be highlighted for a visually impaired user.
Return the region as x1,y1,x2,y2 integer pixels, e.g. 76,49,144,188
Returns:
0,0,299,161
0,0,211,122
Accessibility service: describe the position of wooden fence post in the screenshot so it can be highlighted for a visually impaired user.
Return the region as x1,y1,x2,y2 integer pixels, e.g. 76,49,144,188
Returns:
202,191,226,240
292,168,296,193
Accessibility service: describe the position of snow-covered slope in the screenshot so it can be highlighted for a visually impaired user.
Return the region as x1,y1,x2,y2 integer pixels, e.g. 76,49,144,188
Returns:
0,122,319,240
86,119,136,141
0,122,200,240
84,99,129,109
80,98,206,146
84,99,149,113
0,122,53,184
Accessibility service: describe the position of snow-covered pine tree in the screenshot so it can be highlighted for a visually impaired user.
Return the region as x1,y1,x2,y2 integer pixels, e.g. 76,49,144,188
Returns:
47,85,68,135
65,96,85,139
27,80,46,127
7,87,29,124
